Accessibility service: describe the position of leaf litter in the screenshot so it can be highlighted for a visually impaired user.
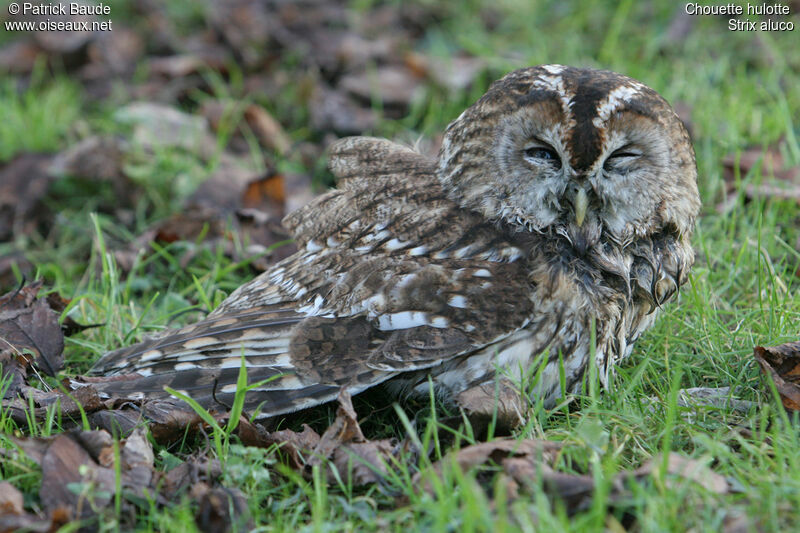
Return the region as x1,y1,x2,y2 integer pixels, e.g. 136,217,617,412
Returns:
0,0,758,530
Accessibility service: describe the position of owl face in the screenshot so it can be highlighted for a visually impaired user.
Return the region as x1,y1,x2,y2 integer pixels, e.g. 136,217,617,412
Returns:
438,65,700,250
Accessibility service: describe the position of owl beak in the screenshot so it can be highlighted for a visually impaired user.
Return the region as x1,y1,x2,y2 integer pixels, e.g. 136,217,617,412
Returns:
574,188,588,227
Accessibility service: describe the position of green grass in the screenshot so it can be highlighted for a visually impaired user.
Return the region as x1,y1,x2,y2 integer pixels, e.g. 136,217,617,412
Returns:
2,0,800,530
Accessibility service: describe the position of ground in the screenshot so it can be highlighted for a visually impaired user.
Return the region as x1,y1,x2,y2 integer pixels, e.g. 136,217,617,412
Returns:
1,0,800,531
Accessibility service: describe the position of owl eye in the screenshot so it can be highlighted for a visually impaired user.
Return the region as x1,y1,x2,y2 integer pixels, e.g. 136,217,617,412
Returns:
603,147,640,171
523,146,562,169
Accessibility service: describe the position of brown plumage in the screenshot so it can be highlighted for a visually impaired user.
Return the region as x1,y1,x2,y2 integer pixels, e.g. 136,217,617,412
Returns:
89,65,700,420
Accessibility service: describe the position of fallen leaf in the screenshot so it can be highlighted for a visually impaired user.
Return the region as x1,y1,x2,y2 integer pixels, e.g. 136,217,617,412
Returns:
151,207,229,244
676,386,756,413
0,482,24,516
205,0,275,68
0,154,55,242
160,456,222,502
721,142,800,211
0,504,55,533
419,440,729,518
754,342,800,410
0,281,65,379
188,153,265,211
663,5,696,46
148,46,230,78
406,53,486,91
115,102,217,156
631,453,729,494
138,398,205,444
252,391,397,486
307,391,400,485
0,252,33,293
339,65,423,110
192,483,252,533
429,438,562,478
7,427,156,523
243,104,291,156
310,86,377,134
38,433,115,518
48,136,132,198
454,378,526,434
259,424,321,469
29,10,96,55
83,27,145,78
0,41,43,75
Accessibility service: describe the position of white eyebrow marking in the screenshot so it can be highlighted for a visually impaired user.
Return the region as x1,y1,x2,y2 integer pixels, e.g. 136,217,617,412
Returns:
542,64,566,74
592,83,646,128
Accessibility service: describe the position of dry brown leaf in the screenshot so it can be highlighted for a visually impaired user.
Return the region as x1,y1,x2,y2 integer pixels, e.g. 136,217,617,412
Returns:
305,390,398,485
252,391,397,486
339,65,422,109
631,453,729,494
159,455,223,502
419,439,728,517
192,483,252,533
310,86,377,134
721,143,800,210
0,154,54,242
140,399,205,444
260,425,322,469
148,47,230,78
754,342,800,410
243,105,291,156
0,482,24,516
4,385,106,429
115,102,217,156
0,40,43,75
38,433,115,518
48,136,132,198
188,153,265,211
85,28,145,77
454,378,526,434
405,53,486,91
0,281,65,379
7,427,156,522
0,252,33,292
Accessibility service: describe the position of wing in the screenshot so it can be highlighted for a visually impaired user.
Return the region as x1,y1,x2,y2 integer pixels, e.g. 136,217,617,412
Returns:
89,137,535,418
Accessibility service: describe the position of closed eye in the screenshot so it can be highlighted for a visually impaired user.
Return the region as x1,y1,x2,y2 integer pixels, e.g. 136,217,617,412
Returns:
523,143,562,169
603,146,641,171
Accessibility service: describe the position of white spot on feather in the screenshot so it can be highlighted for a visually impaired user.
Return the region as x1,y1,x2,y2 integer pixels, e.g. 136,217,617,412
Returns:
430,316,449,328
306,239,323,252
297,294,327,316
454,246,474,259
384,238,408,251
543,64,566,74
448,295,468,308
362,229,391,243
377,311,448,330
140,350,163,362
183,337,219,350
593,84,644,127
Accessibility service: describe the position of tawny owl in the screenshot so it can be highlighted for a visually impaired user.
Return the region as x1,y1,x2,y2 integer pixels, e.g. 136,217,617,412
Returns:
89,65,700,423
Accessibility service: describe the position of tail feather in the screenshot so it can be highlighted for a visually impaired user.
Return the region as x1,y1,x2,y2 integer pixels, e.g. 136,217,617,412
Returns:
87,364,342,417
90,306,302,375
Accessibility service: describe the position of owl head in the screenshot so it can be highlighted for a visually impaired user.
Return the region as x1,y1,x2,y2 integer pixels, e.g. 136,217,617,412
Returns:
437,65,700,250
